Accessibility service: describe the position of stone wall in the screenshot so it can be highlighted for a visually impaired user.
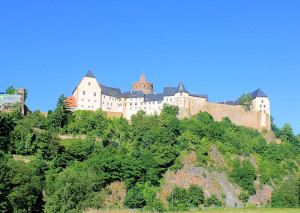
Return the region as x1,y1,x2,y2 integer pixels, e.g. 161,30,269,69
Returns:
180,98,271,132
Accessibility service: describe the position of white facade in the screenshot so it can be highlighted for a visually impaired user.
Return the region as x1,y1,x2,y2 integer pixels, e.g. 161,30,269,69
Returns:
72,76,101,111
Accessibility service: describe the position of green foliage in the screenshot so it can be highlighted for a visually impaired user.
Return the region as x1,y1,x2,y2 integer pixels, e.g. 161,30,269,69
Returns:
143,184,165,212
188,184,204,207
239,190,250,203
239,93,253,111
230,159,257,195
124,183,146,208
271,175,300,208
44,167,100,212
60,139,94,161
6,159,44,213
5,85,18,94
204,194,223,207
167,187,189,209
47,94,72,132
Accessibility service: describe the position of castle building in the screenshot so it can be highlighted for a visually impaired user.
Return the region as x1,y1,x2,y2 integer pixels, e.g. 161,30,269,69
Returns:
67,71,271,131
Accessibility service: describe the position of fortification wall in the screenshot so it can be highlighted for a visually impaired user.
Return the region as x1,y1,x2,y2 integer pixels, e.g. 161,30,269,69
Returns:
105,111,123,118
186,98,271,132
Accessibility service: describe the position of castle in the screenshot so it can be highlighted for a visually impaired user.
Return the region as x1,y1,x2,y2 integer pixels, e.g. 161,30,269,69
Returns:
67,71,271,131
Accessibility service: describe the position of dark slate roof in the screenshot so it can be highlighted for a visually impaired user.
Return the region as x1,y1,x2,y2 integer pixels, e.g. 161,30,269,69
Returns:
85,70,95,78
145,93,164,102
163,87,177,96
190,94,208,101
119,90,144,98
99,84,121,97
251,88,268,98
217,100,240,106
175,82,188,93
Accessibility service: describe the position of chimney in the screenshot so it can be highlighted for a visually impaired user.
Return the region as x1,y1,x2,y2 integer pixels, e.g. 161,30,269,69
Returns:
224,100,226,104
154,91,156,95
233,99,235,103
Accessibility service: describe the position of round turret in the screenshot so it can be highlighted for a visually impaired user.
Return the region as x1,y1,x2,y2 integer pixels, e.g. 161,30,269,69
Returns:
132,73,153,94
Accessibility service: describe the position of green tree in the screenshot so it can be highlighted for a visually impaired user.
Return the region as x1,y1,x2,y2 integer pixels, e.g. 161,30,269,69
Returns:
47,94,72,132
167,187,189,208
44,167,99,212
6,159,44,213
5,86,18,94
204,194,223,207
124,184,146,208
239,190,250,204
239,93,253,111
188,184,204,207
271,175,300,208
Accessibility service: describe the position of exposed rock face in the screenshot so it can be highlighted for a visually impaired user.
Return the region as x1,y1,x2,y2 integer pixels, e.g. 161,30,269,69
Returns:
104,182,126,208
158,151,273,207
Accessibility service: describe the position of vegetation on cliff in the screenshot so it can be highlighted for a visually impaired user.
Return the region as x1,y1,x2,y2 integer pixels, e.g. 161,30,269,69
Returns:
0,95,299,212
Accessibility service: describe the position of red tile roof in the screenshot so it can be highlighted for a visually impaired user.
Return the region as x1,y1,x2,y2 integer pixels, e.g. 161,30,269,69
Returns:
66,97,77,107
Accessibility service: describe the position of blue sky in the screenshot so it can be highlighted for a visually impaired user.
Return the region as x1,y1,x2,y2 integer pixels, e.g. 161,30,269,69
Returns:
0,1,299,134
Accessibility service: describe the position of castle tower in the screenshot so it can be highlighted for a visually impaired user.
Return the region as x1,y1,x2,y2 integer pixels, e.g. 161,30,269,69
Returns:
132,73,153,94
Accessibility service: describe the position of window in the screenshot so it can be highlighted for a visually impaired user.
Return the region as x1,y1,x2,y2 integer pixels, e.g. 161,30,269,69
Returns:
92,106,93,108
94,92,96,96
264,105,266,108
109,97,111,100
264,110,266,113
107,102,109,105
135,103,137,105
180,93,183,96
83,91,85,95
260,104,262,108
260,110,262,112
88,99,90,101
94,100,96,102
111,103,112,106
81,105,83,107
262,100,264,103
170,98,172,101
103,101,105,104
81,99,84,101
130,103,132,106
140,103,143,105
153,101,155,104
104,96,105,99
166,98,168,101
144,107,146,110
88,82,91,86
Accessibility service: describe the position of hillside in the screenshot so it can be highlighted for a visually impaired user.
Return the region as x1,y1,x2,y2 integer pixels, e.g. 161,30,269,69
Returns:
0,97,299,212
